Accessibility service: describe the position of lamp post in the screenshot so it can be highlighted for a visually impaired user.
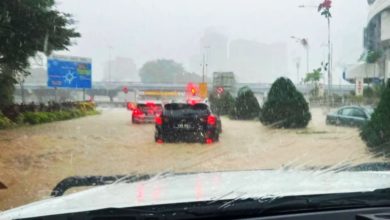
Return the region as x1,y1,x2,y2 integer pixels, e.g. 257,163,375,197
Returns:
201,46,210,83
294,57,301,84
299,0,333,102
291,36,310,74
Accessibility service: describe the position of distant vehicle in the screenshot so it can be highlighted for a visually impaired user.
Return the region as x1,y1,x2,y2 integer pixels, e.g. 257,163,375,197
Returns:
155,102,221,144
326,106,374,127
132,101,163,124
126,102,136,111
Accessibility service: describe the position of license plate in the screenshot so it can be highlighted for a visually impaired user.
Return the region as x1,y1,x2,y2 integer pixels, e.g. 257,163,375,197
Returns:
177,123,192,129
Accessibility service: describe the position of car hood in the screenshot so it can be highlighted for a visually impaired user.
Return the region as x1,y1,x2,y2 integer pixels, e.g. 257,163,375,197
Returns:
1,169,390,219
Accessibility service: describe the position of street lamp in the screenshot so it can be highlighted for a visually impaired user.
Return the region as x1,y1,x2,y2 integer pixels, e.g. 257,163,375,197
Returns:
291,36,310,75
294,57,301,84
201,46,210,83
299,0,333,101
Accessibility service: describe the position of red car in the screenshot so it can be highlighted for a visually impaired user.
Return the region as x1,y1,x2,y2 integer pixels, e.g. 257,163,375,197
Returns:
132,101,163,124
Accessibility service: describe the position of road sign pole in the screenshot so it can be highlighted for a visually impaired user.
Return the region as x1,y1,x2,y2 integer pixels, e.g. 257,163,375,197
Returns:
83,88,86,101
54,87,58,102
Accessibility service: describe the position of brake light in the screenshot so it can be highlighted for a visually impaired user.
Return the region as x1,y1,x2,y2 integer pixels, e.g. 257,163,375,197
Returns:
206,138,213,144
155,115,163,126
156,139,164,144
133,108,143,116
189,99,197,105
207,115,216,126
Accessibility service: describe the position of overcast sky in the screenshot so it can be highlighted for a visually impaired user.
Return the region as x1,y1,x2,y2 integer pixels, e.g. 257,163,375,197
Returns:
56,0,368,83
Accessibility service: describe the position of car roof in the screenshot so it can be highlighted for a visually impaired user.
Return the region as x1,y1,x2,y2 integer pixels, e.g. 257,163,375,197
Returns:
163,102,210,109
338,106,370,111
136,100,162,105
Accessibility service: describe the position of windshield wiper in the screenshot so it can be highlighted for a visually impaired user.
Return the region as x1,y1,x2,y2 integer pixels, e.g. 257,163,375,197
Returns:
50,174,152,197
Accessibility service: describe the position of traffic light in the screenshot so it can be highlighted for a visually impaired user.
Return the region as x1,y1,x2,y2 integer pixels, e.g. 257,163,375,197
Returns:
186,83,199,97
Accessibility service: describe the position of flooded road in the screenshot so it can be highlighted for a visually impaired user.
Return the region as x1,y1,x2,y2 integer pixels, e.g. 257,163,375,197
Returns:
0,107,383,210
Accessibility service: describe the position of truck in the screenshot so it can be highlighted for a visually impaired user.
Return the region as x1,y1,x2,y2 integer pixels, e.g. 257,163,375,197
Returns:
212,72,236,93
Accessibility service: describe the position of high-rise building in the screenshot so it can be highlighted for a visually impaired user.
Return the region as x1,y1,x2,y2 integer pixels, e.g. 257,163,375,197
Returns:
347,0,390,82
200,30,229,73
24,67,47,85
103,57,137,82
228,39,287,83
188,30,229,78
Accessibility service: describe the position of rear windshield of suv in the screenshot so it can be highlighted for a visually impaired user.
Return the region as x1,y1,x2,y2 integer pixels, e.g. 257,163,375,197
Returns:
164,103,210,115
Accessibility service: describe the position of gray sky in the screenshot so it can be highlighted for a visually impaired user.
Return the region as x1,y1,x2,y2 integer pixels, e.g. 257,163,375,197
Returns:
56,0,368,83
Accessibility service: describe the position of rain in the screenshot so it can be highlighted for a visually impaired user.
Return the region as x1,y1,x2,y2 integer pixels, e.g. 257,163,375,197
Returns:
1,0,390,217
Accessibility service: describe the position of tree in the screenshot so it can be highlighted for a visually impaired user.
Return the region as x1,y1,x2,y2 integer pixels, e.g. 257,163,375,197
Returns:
175,72,203,83
360,81,390,155
304,68,322,97
366,50,381,64
0,0,80,109
229,86,260,120
318,0,332,18
139,59,185,84
209,91,234,116
0,68,17,110
260,77,311,128
304,68,321,83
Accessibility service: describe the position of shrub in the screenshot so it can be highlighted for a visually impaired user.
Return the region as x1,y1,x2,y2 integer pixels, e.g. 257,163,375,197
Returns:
364,86,375,98
2,101,98,126
209,92,235,116
1,104,21,122
360,82,390,154
229,87,260,120
0,113,12,129
23,112,42,125
260,77,311,128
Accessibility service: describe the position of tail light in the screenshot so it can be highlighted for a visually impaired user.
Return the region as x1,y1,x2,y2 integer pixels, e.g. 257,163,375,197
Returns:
155,115,163,126
206,138,213,144
207,115,216,126
133,108,143,116
156,139,164,144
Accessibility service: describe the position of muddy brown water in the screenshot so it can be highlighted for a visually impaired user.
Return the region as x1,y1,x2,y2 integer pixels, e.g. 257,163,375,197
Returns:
0,107,383,210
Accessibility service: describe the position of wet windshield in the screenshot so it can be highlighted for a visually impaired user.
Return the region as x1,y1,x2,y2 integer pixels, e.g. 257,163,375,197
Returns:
1,0,390,216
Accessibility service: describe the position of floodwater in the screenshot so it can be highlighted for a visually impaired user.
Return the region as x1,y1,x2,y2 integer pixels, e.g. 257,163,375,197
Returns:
0,107,383,210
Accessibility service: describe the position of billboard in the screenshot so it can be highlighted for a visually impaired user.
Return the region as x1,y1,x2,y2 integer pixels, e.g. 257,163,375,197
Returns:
47,55,92,89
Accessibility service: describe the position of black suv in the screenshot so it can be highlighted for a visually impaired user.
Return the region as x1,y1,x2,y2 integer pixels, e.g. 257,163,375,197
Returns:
155,102,221,144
